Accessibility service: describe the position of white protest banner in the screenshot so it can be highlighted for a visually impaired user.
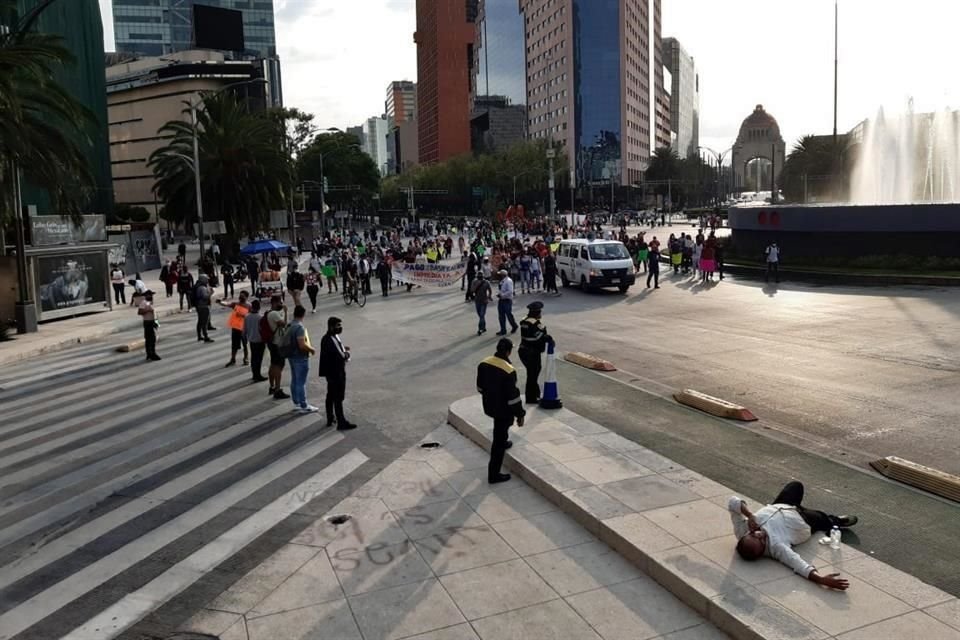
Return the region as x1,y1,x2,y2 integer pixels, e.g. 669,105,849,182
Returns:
392,258,467,288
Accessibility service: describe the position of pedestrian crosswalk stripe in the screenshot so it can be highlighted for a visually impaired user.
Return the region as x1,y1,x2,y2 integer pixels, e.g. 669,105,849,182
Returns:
0,355,218,433
0,350,116,388
61,448,369,640
0,403,292,550
0,410,329,591
0,392,263,526
0,428,344,640
0,391,268,505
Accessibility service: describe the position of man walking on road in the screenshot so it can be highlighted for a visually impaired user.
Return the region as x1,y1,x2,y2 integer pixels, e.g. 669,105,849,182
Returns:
287,305,318,414
376,256,391,297
729,481,858,590
471,273,492,336
518,301,554,404
477,338,525,484
495,269,518,336
765,241,781,283
319,316,357,431
137,290,161,361
194,275,214,343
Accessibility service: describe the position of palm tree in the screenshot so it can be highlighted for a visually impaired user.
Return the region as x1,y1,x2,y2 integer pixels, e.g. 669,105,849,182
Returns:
149,92,289,238
0,0,95,226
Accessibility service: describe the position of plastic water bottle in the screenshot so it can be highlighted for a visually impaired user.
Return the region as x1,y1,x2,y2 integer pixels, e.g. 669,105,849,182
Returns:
829,526,841,549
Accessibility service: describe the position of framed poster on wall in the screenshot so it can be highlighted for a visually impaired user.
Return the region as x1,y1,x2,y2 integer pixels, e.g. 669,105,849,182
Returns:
35,251,109,320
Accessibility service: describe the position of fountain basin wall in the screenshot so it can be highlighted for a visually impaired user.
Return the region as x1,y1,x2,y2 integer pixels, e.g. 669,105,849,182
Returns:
728,203,960,259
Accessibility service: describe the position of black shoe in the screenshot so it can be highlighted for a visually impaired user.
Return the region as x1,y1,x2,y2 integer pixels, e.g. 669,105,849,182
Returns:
526,398,540,404
488,473,511,484
252,376,268,383
477,330,483,336
495,331,506,336
225,360,235,368
207,326,217,331
833,515,858,528
505,441,513,450
326,419,336,427
337,422,358,431
511,326,518,334
273,390,290,400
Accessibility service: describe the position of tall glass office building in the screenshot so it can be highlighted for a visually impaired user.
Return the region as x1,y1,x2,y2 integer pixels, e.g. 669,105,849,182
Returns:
520,0,669,186
474,0,526,106
13,0,113,216
112,0,277,58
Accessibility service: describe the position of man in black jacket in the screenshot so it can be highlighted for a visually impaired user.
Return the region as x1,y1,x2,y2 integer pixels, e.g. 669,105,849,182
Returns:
517,301,554,404
318,316,357,430
477,338,526,484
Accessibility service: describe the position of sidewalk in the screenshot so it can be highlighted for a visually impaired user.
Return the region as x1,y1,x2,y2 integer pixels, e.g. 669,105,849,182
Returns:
177,425,727,640
0,245,303,367
448,397,960,640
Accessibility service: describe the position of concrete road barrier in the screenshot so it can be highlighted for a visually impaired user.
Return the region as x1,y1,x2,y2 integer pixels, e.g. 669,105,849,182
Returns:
871,456,960,503
563,351,616,371
673,388,757,421
116,339,146,353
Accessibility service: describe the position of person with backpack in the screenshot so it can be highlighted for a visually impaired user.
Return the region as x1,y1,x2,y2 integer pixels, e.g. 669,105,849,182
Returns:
244,299,267,382
263,295,290,399
194,274,214,343
765,241,781,283
286,305,318,414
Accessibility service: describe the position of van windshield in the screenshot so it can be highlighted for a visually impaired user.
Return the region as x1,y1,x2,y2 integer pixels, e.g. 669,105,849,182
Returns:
588,244,630,260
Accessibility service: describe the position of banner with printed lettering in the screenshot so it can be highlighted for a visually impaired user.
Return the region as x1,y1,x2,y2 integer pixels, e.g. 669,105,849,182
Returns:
392,258,468,288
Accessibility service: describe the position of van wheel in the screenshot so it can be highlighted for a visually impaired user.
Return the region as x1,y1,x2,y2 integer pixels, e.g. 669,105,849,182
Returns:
618,284,629,293
561,271,570,287
580,275,590,291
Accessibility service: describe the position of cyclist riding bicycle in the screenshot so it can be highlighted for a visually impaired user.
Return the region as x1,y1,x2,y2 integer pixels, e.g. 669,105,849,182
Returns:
344,260,360,301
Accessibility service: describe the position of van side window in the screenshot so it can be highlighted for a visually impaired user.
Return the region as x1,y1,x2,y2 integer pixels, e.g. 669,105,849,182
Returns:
580,247,589,260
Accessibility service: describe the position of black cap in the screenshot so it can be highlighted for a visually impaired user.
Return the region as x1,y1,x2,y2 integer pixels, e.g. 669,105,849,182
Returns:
527,301,544,312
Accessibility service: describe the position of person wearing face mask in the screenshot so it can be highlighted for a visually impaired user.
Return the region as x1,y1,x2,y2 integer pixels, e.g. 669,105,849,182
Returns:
318,316,357,431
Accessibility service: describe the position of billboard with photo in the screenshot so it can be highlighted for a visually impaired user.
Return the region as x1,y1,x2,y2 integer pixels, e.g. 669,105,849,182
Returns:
108,229,161,273
30,214,106,246
35,252,108,316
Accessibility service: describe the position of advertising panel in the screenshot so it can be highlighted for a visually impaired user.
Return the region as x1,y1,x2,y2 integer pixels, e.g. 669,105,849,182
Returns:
35,252,108,316
30,215,106,246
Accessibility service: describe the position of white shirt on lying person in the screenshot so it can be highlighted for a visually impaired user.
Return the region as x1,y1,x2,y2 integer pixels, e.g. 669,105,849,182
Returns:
728,496,814,577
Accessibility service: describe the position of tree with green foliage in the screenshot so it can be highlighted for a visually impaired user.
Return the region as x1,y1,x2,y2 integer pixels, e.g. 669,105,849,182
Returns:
298,131,380,211
0,0,95,227
778,135,848,202
149,92,288,237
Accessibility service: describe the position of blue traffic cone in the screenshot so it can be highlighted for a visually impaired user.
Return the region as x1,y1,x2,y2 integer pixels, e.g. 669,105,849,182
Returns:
539,342,563,409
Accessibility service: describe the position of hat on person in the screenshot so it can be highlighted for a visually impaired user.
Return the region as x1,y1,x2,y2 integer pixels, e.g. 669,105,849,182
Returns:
527,301,544,312
198,274,209,283
497,269,508,276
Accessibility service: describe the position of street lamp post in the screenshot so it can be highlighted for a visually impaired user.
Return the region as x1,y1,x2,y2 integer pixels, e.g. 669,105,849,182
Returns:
546,147,557,218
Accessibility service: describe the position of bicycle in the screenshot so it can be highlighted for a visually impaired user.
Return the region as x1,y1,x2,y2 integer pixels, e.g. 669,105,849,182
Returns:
343,281,366,307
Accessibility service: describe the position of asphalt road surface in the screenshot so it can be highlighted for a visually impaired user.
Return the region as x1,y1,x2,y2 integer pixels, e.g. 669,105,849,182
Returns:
1,257,958,637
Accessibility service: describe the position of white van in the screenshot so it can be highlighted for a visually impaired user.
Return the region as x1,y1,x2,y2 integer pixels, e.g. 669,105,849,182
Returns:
555,239,637,293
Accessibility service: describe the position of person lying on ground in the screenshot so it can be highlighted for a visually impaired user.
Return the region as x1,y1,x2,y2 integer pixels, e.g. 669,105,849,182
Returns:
728,481,858,590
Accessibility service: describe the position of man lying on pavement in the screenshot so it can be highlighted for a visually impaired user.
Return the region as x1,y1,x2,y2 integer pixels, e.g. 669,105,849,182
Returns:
728,481,858,590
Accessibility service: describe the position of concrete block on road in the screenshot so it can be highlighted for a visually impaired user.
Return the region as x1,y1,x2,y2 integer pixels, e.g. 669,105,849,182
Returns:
115,339,146,353
563,351,617,371
673,388,758,421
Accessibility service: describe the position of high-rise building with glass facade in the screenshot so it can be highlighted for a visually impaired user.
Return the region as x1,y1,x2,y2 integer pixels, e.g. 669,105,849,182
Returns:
662,37,699,159
112,0,281,106
519,0,669,186
13,0,113,216
112,0,277,58
471,0,527,152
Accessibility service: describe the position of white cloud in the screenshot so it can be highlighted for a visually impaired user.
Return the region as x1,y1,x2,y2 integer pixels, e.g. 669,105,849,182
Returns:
98,0,959,152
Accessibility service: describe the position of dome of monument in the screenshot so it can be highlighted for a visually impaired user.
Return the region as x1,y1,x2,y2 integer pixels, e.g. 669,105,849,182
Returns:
737,104,782,142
